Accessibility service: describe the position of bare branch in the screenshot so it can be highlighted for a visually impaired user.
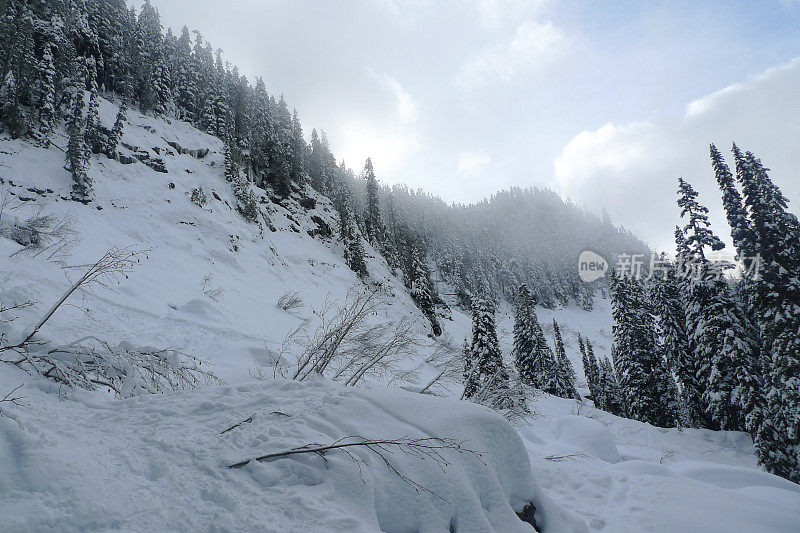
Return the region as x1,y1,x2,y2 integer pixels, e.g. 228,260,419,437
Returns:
275,290,304,312
543,452,592,462
221,414,256,434
0,248,221,398
0,384,26,407
10,247,148,349
227,435,485,502
0,384,26,425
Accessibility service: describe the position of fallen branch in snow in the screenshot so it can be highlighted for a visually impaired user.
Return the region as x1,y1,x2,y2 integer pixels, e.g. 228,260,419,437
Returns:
221,414,256,434
275,290,304,312
227,435,484,502
0,190,79,261
543,452,593,462
0,384,26,424
220,411,291,434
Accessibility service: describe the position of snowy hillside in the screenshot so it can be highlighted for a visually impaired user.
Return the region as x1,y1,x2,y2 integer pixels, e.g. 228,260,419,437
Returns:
1,99,799,532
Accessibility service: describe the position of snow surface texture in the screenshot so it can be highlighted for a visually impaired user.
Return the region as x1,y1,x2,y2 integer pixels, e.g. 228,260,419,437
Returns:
1,97,799,532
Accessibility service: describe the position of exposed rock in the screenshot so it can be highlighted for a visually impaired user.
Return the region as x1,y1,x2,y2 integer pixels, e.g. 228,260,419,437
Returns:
516,501,540,532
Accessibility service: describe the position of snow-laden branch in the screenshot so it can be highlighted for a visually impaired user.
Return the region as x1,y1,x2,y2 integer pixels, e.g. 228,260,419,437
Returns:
0,247,222,398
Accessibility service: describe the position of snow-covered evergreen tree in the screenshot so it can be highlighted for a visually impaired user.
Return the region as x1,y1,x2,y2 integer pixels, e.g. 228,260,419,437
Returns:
512,285,556,391
364,157,382,243
463,298,511,406
0,71,26,138
409,245,441,336
735,149,800,482
33,40,57,142
611,273,676,426
65,72,91,202
105,101,127,157
579,334,600,403
677,177,761,432
549,319,578,399
340,207,368,279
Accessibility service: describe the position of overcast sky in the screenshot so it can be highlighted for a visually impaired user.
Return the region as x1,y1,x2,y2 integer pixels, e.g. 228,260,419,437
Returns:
148,0,800,251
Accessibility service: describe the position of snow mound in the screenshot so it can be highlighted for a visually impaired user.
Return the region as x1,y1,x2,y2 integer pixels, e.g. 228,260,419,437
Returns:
554,415,621,463
0,372,540,533
670,461,800,492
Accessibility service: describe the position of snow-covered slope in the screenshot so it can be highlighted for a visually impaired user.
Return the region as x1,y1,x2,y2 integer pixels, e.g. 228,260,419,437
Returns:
1,98,798,532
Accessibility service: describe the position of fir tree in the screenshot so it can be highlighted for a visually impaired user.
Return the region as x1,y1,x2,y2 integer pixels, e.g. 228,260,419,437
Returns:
649,256,699,425
364,157,382,243
0,71,26,138
512,285,555,390
550,319,578,399
711,144,756,262
409,245,441,336
736,150,800,482
464,298,511,406
65,83,91,201
677,177,761,432
598,356,624,416
579,334,600,403
340,207,368,278
105,101,127,157
33,41,56,142
610,273,675,426
513,285,539,386
84,88,102,153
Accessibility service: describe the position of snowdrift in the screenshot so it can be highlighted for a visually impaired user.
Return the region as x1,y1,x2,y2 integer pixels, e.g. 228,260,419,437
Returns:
0,372,540,532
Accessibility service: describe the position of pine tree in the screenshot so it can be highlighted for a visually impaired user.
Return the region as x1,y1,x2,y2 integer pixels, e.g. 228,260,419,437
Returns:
610,273,674,425
364,157,382,243
675,177,724,428
65,83,91,202
711,144,756,262
341,207,368,278
464,298,511,406
579,334,600,403
677,177,761,432
409,245,441,336
33,41,56,142
84,88,102,153
649,257,699,425
598,356,624,416
0,71,26,138
512,285,555,390
513,285,539,386
105,101,127,157
735,150,800,482
549,319,578,399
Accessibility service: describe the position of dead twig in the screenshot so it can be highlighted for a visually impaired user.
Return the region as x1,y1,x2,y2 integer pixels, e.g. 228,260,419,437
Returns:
543,451,593,462
221,414,256,434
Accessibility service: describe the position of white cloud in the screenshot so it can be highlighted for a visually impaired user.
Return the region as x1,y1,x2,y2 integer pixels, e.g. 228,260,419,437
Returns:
373,73,417,126
455,19,566,93
685,57,800,118
552,58,800,252
458,151,491,175
553,121,655,190
472,0,553,29
337,73,419,175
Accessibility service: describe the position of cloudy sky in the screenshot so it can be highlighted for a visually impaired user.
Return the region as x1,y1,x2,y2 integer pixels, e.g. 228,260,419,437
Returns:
149,0,800,251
